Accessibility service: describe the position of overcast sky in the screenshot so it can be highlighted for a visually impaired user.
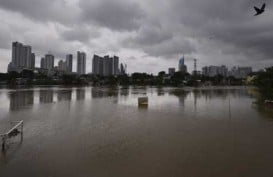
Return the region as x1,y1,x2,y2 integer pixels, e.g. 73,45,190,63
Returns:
0,0,272,74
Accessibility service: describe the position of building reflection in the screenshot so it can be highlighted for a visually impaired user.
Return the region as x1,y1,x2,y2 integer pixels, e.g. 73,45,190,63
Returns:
169,89,190,106
76,89,85,100
157,87,165,96
57,90,72,102
9,91,34,111
91,88,118,98
193,88,247,100
40,90,53,103
131,86,147,95
119,86,129,96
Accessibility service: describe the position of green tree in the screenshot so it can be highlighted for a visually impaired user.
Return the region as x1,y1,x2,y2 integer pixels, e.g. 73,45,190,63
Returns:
254,66,273,99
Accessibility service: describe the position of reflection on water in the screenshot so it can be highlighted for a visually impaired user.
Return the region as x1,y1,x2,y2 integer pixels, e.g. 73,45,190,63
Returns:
9,91,34,111
91,87,119,98
1,86,273,177
169,89,190,106
4,87,271,116
57,90,72,102
39,90,53,104
4,87,272,119
76,89,85,100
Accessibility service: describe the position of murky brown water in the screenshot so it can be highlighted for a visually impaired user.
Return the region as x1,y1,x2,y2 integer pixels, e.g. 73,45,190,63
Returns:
0,86,273,177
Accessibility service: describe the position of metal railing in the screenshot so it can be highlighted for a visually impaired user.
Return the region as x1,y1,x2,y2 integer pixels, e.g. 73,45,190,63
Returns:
0,120,23,151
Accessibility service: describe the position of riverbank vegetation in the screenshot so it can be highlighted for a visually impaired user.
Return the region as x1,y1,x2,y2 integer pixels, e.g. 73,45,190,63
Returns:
0,68,266,88
253,66,273,100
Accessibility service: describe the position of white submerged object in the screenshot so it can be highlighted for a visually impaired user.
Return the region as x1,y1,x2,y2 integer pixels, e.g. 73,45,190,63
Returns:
138,97,148,105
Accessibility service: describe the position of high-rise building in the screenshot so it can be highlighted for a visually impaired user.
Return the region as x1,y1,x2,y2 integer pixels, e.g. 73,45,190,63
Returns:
179,56,187,73
168,68,176,76
44,54,54,70
92,54,120,76
120,63,126,75
66,54,73,73
40,57,45,69
12,42,22,67
228,66,252,78
77,51,86,75
103,55,110,76
23,45,32,68
92,55,103,75
31,53,35,69
113,56,119,75
202,65,228,77
58,60,67,71
8,42,33,72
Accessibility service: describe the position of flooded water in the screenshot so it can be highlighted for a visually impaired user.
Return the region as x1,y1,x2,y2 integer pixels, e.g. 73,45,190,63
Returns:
0,86,273,177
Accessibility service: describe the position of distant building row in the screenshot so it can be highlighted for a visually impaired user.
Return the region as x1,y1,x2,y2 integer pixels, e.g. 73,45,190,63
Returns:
202,65,252,78
7,42,126,76
92,55,126,76
40,52,86,74
167,56,252,79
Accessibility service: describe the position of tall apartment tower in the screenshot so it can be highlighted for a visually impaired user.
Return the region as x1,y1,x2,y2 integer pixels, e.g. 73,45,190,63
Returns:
40,57,45,69
92,54,120,76
31,53,35,69
66,54,73,73
44,54,54,70
113,56,119,75
77,51,86,75
120,63,126,75
179,56,187,73
12,42,22,67
10,42,33,71
103,55,110,76
58,60,67,71
92,55,102,75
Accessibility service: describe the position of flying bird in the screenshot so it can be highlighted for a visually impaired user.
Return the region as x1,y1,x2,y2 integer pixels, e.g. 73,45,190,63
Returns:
254,3,266,16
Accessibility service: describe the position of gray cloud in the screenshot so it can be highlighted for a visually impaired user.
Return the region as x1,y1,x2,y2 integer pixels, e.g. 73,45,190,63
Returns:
126,24,173,46
61,26,101,43
0,0,80,24
169,0,273,61
79,0,145,31
0,26,11,49
0,0,273,73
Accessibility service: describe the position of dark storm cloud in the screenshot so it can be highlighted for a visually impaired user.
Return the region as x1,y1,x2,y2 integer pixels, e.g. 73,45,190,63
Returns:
79,0,145,31
0,0,272,73
0,0,79,24
121,0,273,63
143,38,196,58
127,24,173,46
61,27,101,43
169,0,273,60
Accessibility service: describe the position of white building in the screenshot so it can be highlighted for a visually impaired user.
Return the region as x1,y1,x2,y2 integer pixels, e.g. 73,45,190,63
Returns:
58,60,67,72
228,67,252,78
202,65,228,77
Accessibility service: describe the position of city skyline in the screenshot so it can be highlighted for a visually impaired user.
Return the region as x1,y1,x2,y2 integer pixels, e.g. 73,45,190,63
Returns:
6,41,256,76
0,0,272,74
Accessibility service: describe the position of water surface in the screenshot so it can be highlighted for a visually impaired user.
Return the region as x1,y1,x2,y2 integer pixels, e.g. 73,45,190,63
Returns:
0,86,273,177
